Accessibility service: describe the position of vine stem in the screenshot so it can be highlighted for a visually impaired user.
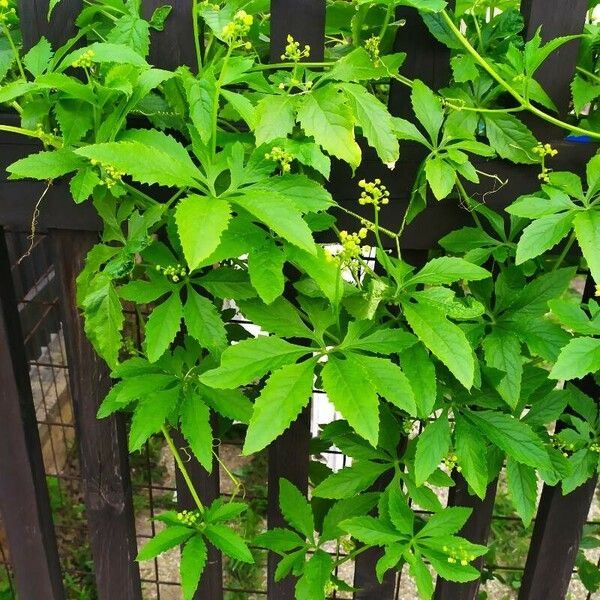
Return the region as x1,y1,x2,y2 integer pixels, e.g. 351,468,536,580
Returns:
552,232,576,271
192,0,203,72
441,10,600,140
161,425,205,513
2,23,26,80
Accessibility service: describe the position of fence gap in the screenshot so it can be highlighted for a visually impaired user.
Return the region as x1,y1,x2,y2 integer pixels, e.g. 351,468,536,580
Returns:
49,229,142,600
0,227,65,600
434,477,499,600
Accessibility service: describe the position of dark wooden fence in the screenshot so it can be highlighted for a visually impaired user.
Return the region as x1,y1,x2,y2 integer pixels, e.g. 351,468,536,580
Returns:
0,0,598,599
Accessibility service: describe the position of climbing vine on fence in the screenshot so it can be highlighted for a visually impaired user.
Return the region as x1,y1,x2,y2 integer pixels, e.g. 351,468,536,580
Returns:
1,0,600,597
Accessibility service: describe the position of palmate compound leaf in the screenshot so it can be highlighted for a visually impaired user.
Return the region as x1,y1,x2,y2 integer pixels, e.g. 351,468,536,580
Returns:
180,535,207,600
243,358,318,455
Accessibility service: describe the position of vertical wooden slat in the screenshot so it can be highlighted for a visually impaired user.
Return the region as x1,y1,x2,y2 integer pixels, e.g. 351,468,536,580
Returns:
521,0,588,123
388,6,452,119
267,407,312,599
173,425,223,600
266,6,325,598
17,0,81,51
49,229,142,600
142,0,197,71
0,227,65,600
434,477,499,600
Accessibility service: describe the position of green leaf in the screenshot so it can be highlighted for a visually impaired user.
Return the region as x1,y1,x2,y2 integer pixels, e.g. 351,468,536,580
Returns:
81,275,124,369
388,487,414,534
203,388,252,424
180,536,207,600
144,293,182,362
415,413,451,486
107,13,150,56
425,157,456,200
454,416,488,499
55,99,94,145
515,211,574,264
342,327,417,355
359,355,417,416
313,461,390,499
248,239,286,304
7,149,85,180
221,89,256,128
287,245,343,304
254,95,296,146
75,139,202,188
417,507,471,538
23,37,53,77
400,0,447,11
237,297,314,339
506,191,575,218
297,86,361,169
61,42,148,69
411,79,444,143
70,168,100,203
279,479,314,538
340,516,402,545
253,528,305,552
408,554,434,600
409,257,490,286
203,524,254,563
243,359,316,455
402,302,474,389
232,190,316,255
400,343,436,418
322,354,380,446
180,391,213,472
176,196,231,271
129,389,179,451
573,210,600,284
464,411,552,470
342,83,399,164
483,113,537,164
197,268,256,300
550,336,600,380
296,550,332,600
200,336,310,389
506,458,537,527
185,68,217,145
450,53,479,82
183,289,227,354
482,329,523,409
321,494,380,542
137,526,193,561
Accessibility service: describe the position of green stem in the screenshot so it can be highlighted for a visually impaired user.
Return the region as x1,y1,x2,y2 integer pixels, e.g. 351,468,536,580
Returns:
192,0,203,72
0,124,42,138
252,61,334,71
162,425,205,513
576,66,600,85
441,10,600,140
2,24,26,80
552,232,576,271
378,2,394,40
445,101,524,115
456,178,485,232
337,205,399,240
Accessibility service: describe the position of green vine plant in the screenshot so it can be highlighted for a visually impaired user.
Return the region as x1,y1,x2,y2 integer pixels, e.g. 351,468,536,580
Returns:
1,0,600,597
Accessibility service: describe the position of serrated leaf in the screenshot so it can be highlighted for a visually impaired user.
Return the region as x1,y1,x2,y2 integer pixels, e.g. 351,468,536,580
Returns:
402,302,474,389
573,210,600,284
137,526,193,561
313,461,390,499
296,550,332,600
203,524,253,563
144,293,182,362
550,336,600,380
417,507,471,539
181,536,207,600
484,113,537,164
180,391,213,472
129,388,179,451
340,516,402,545
243,359,316,455
253,528,305,552
409,257,490,285
400,343,437,418
415,414,451,486
321,494,380,542
248,239,286,304
23,37,53,77
482,329,523,409
297,86,361,168
200,336,310,389
322,354,379,446
183,289,227,354
454,416,488,499
70,168,100,203
515,211,574,264
411,79,444,143
279,479,314,538
7,149,85,180
506,458,537,527
254,95,296,146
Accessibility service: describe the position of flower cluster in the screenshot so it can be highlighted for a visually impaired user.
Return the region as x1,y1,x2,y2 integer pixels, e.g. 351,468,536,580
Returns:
222,10,253,47
176,509,202,527
280,34,310,62
155,263,188,283
71,49,95,69
550,435,575,457
364,35,381,64
0,0,17,24
34,123,61,147
589,442,600,454
533,142,558,183
443,452,462,473
358,179,390,210
265,146,293,173
595,283,600,297
442,545,476,566
90,159,125,189
333,228,370,274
